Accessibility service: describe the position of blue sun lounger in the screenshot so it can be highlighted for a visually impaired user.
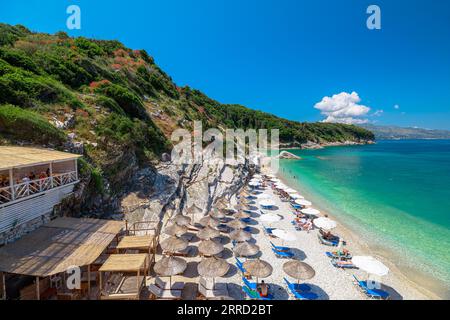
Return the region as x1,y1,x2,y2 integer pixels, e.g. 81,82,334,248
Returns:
270,241,291,252
242,277,258,290
263,226,275,236
331,259,357,269
272,248,294,258
242,285,274,300
284,278,318,300
353,275,390,300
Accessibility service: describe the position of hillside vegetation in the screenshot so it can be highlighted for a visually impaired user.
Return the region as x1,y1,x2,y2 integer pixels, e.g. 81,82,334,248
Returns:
0,24,374,212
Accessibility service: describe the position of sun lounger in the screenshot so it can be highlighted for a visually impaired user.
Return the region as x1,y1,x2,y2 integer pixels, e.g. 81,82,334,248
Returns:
317,234,339,246
241,218,252,223
155,277,185,291
270,241,291,252
331,259,357,269
263,226,275,236
272,248,294,258
353,275,390,300
283,278,318,300
242,286,273,300
148,284,182,300
326,252,352,260
242,277,258,290
243,226,252,232
236,258,248,275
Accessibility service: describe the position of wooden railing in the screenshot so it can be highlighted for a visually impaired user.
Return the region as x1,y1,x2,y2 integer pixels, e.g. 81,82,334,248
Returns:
0,171,78,205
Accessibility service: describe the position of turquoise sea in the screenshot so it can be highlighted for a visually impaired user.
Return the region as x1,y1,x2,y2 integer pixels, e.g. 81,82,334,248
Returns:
277,140,450,298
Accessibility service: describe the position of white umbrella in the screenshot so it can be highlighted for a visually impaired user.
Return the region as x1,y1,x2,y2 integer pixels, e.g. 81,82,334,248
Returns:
285,188,297,194
313,217,337,230
267,174,277,179
259,199,275,208
257,193,271,200
290,193,304,200
295,199,312,206
301,208,321,216
352,256,389,276
248,181,260,187
272,229,296,245
274,183,286,189
260,213,282,223
253,174,262,179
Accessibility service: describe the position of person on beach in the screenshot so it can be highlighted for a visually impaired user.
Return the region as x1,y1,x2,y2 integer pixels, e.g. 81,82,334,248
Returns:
257,280,269,297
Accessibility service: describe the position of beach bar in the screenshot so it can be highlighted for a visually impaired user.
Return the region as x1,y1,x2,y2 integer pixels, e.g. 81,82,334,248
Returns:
0,147,82,242
0,217,125,300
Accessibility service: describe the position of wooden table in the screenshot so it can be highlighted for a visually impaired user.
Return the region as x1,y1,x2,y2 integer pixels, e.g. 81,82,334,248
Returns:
116,235,155,266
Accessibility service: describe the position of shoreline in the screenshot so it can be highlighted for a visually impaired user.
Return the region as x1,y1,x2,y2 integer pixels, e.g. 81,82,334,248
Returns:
269,160,443,300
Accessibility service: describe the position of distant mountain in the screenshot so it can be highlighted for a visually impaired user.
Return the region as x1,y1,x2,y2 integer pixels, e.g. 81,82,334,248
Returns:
360,124,450,140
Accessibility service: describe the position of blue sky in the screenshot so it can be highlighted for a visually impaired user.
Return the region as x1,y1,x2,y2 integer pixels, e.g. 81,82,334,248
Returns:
1,0,450,129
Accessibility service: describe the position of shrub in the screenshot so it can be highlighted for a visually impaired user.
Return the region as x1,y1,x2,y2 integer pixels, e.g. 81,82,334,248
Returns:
0,104,65,144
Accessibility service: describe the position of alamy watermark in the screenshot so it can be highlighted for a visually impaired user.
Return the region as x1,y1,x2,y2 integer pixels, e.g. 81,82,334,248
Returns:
170,121,280,173
367,5,381,30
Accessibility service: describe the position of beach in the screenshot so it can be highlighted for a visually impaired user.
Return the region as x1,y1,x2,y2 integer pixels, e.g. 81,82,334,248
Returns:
153,165,437,300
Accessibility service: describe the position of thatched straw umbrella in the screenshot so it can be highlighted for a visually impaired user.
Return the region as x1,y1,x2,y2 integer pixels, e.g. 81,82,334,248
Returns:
198,239,224,257
154,256,187,286
234,211,251,220
283,261,315,285
197,226,221,240
233,242,260,257
229,229,251,242
199,216,220,228
243,259,273,283
160,236,188,254
210,210,226,219
187,204,203,223
227,219,247,230
164,223,188,236
171,215,191,226
197,257,230,287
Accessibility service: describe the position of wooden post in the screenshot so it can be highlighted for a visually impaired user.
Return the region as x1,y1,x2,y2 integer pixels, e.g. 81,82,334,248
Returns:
35,277,40,301
1,272,6,300
98,271,102,300
136,268,140,297
49,163,54,188
87,265,91,299
74,159,78,181
9,169,14,201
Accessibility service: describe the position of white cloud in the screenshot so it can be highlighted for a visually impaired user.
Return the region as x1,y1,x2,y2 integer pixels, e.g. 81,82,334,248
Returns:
314,91,371,124
394,104,400,109
373,109,384,117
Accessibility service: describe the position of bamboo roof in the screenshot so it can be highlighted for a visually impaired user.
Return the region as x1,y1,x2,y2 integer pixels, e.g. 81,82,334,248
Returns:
0,217,124,277
99,254,147,272
0,146,82,171
116,235,154,250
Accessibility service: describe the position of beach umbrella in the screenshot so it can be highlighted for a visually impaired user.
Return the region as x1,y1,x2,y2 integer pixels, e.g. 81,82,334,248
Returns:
259,199,276,208
352,256,389,276
283,261,315,284
260,213,282,223
272,229,296,246
199,216,220,228
253,174,262,179
313,217,337,230
285,188,297,194
295,199,312,206
197,257,230,280
160,236,188,254
172,215,191,226
154,256,187,285
198,239,224,256
233,242,260,257
164,223,188,236
274,183,286,189
197,226,221,240
227,219,247,230
234,204,243,211
289,193,304,200
234,211,251,220
229,229,252,242
243,259,273,283
210,210,226,219
301,208,321,216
